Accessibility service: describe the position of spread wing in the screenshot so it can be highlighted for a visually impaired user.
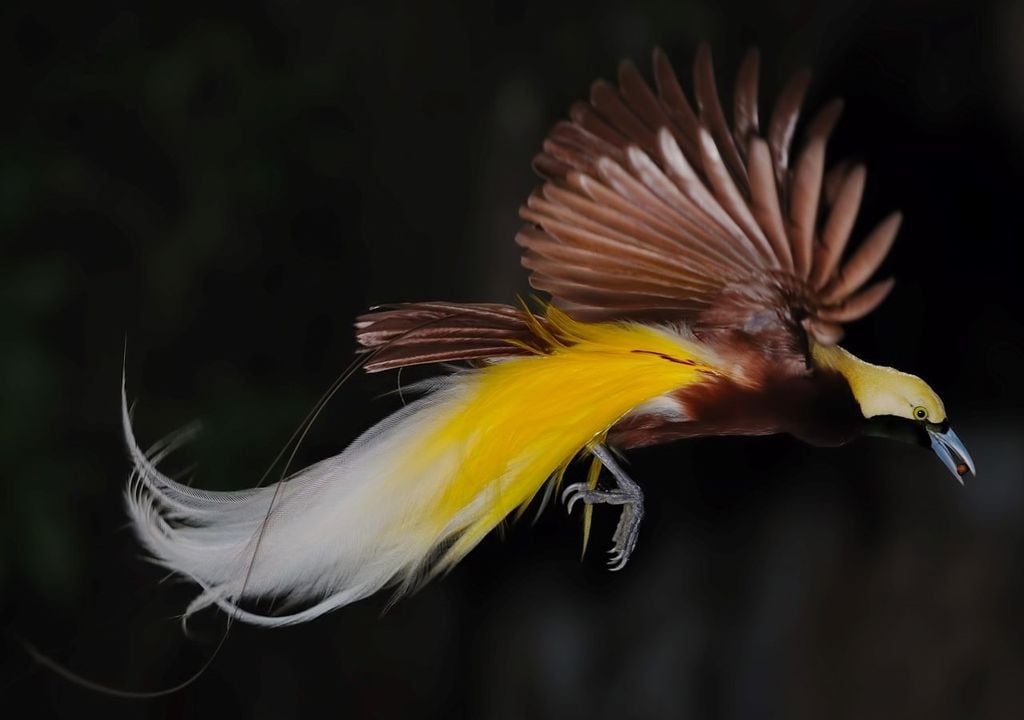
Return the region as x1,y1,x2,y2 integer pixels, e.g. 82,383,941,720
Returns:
517,44,901,350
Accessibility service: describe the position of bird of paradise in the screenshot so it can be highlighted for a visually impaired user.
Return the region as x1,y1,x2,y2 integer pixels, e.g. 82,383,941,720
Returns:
124,45,974,627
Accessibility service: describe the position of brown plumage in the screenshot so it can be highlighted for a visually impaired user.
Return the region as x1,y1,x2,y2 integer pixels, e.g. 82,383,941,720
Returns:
354,46,972,558
518,46,894,342
358,44,896,389
354,302,547,373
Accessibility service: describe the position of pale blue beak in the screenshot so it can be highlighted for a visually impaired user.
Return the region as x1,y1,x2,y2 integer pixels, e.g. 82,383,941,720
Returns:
927,424,976,484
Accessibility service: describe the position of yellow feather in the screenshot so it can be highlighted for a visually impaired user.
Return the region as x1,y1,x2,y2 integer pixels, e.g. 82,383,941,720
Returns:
411,307,721,575
581,453,602,558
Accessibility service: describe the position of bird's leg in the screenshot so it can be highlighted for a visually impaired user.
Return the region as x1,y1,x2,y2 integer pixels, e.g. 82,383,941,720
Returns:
561,444,644,571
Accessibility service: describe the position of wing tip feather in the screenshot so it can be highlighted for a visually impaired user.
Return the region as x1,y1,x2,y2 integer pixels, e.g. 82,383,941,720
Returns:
522,44,902,333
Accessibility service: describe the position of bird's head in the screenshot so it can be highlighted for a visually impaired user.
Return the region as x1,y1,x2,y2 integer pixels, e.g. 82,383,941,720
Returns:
811,343,975,483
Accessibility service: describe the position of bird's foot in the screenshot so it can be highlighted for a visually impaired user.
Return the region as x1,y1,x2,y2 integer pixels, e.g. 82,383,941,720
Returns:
609,495,643,571
561,445,645,571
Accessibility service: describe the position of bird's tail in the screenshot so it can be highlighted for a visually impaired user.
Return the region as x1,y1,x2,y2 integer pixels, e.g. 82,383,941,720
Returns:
124,376,511,627
124,309,718,627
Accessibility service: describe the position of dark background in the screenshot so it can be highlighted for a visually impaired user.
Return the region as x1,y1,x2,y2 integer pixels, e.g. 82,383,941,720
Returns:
3,0,1024,717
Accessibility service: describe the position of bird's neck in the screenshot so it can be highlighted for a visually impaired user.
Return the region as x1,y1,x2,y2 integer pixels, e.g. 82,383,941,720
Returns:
810,342,869,377
809,342,904,420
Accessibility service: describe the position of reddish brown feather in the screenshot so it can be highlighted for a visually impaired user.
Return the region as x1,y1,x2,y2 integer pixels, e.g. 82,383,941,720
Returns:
541,178,749,274
818,278,895,322
355,302,548,372
533,174,737,277
693,44,749,189
590,80,660,155
359,302,527,324
520,258,720,313
788,136,826,278
365,347,532,374
767,68,811,190
823,158,853,207
596,155,710,234
516,219,722,292
355,48,903,377
566,169,753,270
696,127,777,266
655,129,762,268
549,121,624,165
812,164,866,289
806,98,845,144
594,153,768,274
518,46,899,351
622,144,758,269
532,152,572,179
747,137,793,269
569,101,630,149
733,49,760,152
540,122,625,178
522,247,719,298
802,317,845,345
652,47,703,164
618,60,675,137
528,276,706,314
821,212,902,303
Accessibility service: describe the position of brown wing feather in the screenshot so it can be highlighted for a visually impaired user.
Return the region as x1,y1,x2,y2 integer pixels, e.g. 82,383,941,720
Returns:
355,302,548,373
696,127,777,265
652,48,703,165
821,211,902,303
357,48,900,375
767,68,811,192
693,44,749,189
747,137,793,270
812,164,866,289
521,45,901,349
733,49,760,150
787,134,825,278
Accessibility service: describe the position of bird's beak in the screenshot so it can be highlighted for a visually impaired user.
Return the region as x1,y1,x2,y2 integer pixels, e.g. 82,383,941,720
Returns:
926,423,976,484
863,416,976,484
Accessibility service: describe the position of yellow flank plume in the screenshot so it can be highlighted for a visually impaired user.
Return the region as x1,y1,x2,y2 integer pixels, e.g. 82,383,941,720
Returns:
417,307,722,572
581,453,603,558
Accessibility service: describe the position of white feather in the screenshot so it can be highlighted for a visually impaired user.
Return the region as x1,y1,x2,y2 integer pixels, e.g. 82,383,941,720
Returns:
626,395,689,422
123,374,478,628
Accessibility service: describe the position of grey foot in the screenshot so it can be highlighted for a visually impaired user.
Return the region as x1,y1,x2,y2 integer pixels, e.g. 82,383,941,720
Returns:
561,445,644,571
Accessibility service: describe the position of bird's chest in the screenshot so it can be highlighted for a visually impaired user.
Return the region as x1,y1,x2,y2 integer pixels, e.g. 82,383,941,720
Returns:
676,371,862,447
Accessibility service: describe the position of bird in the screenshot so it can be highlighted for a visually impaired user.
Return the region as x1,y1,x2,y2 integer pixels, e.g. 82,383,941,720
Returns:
123,44,974,628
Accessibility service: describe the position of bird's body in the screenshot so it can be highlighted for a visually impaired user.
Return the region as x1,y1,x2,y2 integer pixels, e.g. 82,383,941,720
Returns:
610,359,863,449
123,45,974,627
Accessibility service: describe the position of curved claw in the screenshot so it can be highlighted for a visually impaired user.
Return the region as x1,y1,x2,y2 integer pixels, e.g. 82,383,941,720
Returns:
562,482,588,514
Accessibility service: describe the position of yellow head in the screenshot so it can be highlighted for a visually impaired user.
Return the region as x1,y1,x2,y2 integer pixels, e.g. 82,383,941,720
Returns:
811,342,973,482
811,343,945,423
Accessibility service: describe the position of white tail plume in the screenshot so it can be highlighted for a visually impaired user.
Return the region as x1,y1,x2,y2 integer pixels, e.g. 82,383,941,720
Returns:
123,375,481,628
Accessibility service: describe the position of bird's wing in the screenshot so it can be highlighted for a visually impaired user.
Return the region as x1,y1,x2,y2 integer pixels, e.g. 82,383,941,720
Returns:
355,302,550,372
518,44,901,354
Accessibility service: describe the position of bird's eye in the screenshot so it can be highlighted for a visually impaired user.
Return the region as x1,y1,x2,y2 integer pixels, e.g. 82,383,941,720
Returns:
913,406,928,421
